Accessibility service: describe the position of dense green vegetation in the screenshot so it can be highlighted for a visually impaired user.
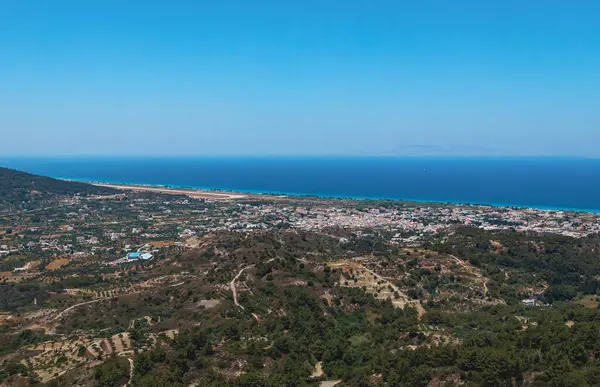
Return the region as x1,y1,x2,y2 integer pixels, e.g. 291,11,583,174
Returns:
0,329,48,356
0,283,55,311
91,356,130,387
0,167,118,204
428,227,600,303
125,286,600,386
27,226,600,386
106,228,600,386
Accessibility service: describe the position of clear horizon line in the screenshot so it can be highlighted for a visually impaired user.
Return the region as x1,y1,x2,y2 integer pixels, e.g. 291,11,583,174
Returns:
0,153,597,159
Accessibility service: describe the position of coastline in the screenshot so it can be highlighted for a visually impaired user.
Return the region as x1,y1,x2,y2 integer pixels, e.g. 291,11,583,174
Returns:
5,156,600,215
90,182,248,200
63,177,600,214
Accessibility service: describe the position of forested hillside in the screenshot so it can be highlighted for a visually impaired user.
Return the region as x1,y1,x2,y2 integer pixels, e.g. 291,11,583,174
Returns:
428,227,600,303
0,167,118,204
25,229,600,387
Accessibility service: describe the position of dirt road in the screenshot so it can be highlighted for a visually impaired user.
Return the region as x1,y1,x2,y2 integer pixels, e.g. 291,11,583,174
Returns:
329,260,426,319
230,266,254,310
361,265,426,318
51,275,186,323
449,254,488,295
51,298,106,322
125,358,134,387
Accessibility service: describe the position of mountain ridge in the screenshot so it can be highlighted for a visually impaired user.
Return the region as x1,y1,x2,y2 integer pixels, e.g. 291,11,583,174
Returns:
0,167,119,204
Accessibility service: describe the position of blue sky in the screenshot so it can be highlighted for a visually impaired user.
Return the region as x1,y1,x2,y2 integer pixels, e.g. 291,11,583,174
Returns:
1,1,599,156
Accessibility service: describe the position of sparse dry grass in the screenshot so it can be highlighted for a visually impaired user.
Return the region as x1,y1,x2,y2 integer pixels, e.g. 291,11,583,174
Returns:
575,295,600,309
149,240,175,247
46,258,71,271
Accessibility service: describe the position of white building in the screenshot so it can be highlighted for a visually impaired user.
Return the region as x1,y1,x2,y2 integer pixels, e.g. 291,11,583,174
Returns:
522,298,536,307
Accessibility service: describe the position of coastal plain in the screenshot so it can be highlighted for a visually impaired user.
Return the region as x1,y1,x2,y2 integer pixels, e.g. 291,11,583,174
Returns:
2,167,600,386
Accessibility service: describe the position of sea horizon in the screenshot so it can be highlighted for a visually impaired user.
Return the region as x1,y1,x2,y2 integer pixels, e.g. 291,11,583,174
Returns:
2,155,600,213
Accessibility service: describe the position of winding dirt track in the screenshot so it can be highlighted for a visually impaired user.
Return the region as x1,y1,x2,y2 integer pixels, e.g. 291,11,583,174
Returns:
360,264,426,318
125,358,134,387
51,298,106,322
449,254,488,295
329,260,426,319
230,265,254,310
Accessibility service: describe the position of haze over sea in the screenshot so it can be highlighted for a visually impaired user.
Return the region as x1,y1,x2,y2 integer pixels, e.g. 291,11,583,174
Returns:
1,156,599,213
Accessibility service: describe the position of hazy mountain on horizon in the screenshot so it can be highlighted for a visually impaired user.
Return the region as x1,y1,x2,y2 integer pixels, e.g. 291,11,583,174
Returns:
352,144,509,157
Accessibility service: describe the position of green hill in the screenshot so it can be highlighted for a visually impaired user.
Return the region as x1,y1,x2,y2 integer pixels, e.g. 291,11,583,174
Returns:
0,167,119,204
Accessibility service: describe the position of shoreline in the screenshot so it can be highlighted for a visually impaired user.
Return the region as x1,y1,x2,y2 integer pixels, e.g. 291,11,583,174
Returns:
90,182,249,200
63,177,600,214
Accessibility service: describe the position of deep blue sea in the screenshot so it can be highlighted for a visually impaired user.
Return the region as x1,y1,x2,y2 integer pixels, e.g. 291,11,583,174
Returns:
2,156,600,212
